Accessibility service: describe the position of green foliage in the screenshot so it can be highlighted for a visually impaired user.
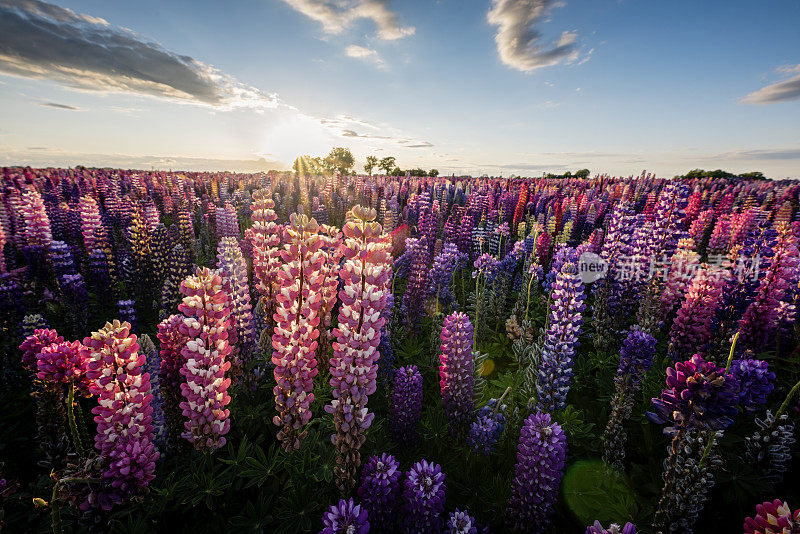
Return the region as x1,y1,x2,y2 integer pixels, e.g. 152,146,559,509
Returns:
323,147,355,175
364,155,378,175
378,156,396,174
562,459,638,526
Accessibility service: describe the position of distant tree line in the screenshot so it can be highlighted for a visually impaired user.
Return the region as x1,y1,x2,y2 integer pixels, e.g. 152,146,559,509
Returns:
675,169,766,180
292,148,438,177
542,169,591,179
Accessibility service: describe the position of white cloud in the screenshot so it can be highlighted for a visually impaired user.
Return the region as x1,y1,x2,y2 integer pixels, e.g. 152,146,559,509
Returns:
741,64,800,105
280,0,414,40
0,0,280,110
487,0,579,72
345,44,385,66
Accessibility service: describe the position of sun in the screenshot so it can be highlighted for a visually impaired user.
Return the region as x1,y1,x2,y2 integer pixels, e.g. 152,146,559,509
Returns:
258,112,333,167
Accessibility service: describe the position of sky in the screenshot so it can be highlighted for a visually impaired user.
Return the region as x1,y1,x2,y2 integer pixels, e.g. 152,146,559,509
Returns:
1,0,799,178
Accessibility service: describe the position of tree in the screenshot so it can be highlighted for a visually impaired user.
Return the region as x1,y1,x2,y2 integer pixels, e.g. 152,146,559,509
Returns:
323,147,355,175
408,168,426,177
429,169,439,177
575,169,590,179
379,156,396,175
293,155,323,175
364,156,378,175
390,166,404,176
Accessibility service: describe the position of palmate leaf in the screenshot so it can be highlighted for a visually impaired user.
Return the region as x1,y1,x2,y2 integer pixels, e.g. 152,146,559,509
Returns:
562,459,638,527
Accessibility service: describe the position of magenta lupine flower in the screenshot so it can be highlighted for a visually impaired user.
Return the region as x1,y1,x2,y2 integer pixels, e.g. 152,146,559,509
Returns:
326,206,392,490
646,354,738,433
83,320,158,509
36,340,90,395
402,460,446,533
537,261,586,413
668,264,727,359
177,268,233,451
743,500,799,534
738,222,800,350
506,411,567,533
156,314,189,389
217,237,255,356
658,239,700,320
446,508,478,534
271,213,325,451
20,328,64,374
390,365,423,445
320,498,370,534
585,521,637,534
358,453,402,533
0,222,6,273
439,311,475,433
248,190,282,338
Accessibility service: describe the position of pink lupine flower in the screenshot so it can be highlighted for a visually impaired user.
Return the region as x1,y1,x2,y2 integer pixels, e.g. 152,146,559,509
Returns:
271,213,326,451
20,328,64,374
177,267,233,451
83,320,158,509
325,205,392,491
20,190,53,249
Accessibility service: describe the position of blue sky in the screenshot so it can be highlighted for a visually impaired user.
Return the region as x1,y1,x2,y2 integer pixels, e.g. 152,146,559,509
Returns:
1,0,799,177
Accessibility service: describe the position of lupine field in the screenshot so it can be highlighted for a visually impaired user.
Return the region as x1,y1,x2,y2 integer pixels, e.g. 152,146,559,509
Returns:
1,168,800,534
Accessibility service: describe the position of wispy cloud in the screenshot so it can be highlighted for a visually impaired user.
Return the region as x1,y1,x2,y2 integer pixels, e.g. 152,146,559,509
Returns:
3,146,287,172
38,101,84,110
715,146,800,161
320,115,433,148
487,0,580,72
0,0,280,110
279,0,413,40
345,44,385,66
741,64,800,104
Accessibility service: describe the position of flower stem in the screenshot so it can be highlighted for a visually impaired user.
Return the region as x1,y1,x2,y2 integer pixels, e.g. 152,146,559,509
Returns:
724,331,740,372
775,378,800,419
66,384,85,459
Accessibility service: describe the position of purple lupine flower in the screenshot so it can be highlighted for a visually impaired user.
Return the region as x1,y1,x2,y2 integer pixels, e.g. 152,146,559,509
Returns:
472,253,497,278
446,508,478,534
468,399,506,455
390,365,423,445
506,412,567,533
603,327,657,469
730,358,775,412
403,460,446,533
402,236,431,327
646,354,738,434
358,453,402,533
217,237,256,358
117,299,138,334
616,327,657,391
439,312,475,433
537,261,586,413
21,314,49,341
139,334,167,455
585,521,637,534
320,498,370,534
429,242,465,312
